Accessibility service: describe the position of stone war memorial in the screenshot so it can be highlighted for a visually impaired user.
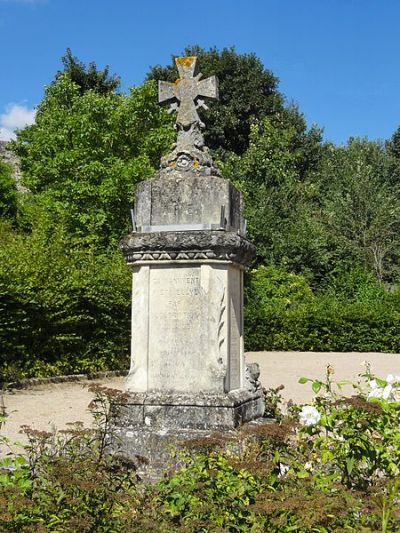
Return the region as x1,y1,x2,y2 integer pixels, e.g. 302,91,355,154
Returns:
114,56,264,472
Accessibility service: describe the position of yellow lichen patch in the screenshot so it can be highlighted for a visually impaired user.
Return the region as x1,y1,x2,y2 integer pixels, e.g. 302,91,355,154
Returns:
174,77,183,86
176,56,196,68
193,159,200,169
169,161,177,168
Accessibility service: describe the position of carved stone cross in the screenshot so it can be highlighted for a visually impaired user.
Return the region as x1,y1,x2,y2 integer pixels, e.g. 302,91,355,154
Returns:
158,56,218,130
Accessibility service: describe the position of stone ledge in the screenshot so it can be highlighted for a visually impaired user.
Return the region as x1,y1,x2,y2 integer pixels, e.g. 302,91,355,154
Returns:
113,388,264,431
120,230,256,267
122,388,262,407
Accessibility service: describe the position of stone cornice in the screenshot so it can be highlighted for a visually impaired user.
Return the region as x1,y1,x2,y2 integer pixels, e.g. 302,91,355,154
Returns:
120,230,256,267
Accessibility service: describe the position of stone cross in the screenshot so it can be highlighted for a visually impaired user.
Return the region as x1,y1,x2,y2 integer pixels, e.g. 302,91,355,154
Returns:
158,56,218,130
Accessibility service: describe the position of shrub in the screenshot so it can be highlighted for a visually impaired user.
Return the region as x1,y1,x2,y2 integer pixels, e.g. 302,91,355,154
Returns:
0,221,130,382
245,265,400,352
1,374,400,531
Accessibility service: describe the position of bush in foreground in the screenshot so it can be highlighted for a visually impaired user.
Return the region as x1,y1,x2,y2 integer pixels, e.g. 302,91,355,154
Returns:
1,369,400,531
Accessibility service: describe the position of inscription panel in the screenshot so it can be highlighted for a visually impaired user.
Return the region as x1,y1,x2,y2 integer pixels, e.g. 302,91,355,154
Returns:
148,266,210,392
150,178,224,226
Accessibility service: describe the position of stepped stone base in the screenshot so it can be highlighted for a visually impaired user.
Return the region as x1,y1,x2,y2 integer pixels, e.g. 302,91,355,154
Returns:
111,388,264,479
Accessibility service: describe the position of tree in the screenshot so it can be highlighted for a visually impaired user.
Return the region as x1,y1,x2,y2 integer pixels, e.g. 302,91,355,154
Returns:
12,76,174,247
56,48,120,95
224,116,329,282
384,125,400,186
320,138,400,282
0,160,17,223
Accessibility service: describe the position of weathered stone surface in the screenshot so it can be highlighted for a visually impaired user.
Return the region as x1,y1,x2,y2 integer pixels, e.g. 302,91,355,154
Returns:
114,427,235,481
120,230,256,267
114,56,263,478
125,263,244,395
158,56,219,177
158,56,218,131
134,174,243,232
112,388,265,479
116,389,264,431
0,141,29,193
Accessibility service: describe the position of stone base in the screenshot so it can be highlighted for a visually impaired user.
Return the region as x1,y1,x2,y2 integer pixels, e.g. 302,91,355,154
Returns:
111,388,264,479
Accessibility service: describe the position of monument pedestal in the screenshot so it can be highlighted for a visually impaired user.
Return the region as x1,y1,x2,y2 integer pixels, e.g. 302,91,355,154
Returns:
122,230,255,394
112,56,264,475
113,194,263,471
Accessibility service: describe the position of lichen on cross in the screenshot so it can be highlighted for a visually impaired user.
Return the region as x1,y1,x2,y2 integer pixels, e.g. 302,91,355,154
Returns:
158,56,220,175
158,56,218,130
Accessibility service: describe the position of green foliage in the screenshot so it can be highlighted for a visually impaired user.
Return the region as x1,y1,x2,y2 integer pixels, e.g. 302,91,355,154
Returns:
245,265,400,352
3,378,400,531
319,138,400,281
296,370,400,514
153,453,262,531
224,117,328,278
0,386,138,532
0,219,131,381
246,265,314,310
0,160,17,223
56,47,121,94
12,75,174,247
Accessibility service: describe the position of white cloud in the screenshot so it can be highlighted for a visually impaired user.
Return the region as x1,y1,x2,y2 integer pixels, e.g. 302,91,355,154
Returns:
0,127,15,141
0,103,36,141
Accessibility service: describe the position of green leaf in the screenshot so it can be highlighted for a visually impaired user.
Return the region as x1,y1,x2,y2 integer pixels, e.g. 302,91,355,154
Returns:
312,381,322,394
345,457,355,476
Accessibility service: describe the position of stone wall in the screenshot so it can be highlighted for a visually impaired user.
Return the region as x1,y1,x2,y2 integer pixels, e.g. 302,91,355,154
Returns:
0,140,28,193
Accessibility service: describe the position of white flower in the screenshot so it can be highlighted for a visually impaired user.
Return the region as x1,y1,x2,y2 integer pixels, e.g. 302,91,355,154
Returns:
299,405,321,426
368,387,383,400
368,379,382,399
369,379,378,390
278,463,289,477
367,377,396,401
382,384,393,400
386,374,400,384
393,390,400,402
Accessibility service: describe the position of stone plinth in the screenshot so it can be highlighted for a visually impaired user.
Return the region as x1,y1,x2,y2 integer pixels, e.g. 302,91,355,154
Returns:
113,56,263,475
116,389,264,432
120,230,255,395
112,388,264,479
134,174,244,233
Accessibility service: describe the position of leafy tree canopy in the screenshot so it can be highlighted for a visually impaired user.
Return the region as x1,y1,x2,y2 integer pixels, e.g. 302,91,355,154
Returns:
12,76,174,247
56,48,120,94
318,138,400,281
0,160,17,223
223,116,329,282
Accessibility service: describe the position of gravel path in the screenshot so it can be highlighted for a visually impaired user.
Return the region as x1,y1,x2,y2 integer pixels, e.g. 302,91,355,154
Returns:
2,352,400,449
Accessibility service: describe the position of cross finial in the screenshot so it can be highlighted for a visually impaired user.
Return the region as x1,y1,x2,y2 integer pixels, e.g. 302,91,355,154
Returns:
159,56,218,130
158,57,220,176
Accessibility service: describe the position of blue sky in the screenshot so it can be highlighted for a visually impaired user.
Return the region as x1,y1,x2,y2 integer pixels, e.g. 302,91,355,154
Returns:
1,0,400,144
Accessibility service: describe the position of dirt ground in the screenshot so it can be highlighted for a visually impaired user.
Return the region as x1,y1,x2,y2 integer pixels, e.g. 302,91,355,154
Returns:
2,351,400,449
